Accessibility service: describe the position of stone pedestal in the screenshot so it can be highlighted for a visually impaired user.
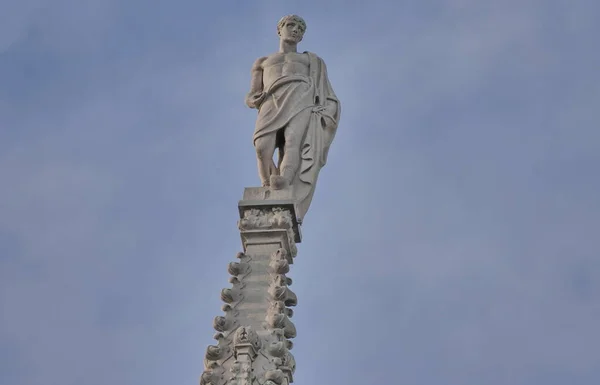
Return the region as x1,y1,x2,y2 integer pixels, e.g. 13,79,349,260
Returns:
200,189,300,385
239,187,302,242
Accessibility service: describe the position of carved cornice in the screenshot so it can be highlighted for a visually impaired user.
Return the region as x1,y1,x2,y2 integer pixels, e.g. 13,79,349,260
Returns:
238,208,299,258
238,207,294,230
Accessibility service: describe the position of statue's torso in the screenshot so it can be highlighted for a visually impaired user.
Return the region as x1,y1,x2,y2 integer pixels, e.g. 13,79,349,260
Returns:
261,52,310,91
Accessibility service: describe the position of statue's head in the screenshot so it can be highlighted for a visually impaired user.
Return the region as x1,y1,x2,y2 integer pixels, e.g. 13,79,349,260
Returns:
277,14,306,43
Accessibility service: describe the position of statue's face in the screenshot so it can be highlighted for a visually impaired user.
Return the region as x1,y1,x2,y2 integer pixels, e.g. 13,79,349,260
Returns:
279,18,304,43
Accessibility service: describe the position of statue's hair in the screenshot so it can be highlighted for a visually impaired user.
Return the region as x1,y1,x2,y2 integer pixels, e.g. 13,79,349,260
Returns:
277,14,306,36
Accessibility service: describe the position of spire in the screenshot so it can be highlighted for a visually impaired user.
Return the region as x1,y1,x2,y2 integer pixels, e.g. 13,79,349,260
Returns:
201,198,299,385
201,15,340,384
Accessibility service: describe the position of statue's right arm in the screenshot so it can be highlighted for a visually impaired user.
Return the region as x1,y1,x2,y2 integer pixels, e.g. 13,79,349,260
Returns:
245,57,267,109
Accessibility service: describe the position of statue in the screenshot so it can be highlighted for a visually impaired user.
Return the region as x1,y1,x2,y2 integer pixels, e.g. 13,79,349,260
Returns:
245,15,341,220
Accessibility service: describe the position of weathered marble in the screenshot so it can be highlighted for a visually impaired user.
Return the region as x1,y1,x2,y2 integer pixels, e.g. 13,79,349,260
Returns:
246,14,341,222
200,207,298,385
238,186,302,243
200,15,339,385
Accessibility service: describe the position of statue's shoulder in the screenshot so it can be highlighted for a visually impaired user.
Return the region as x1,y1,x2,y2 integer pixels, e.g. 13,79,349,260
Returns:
302,51,322,59
251,55,269,70
302,51,327,65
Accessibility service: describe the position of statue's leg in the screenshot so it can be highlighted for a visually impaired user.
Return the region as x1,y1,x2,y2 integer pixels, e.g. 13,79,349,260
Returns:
280,108,312,185
255,134,277,187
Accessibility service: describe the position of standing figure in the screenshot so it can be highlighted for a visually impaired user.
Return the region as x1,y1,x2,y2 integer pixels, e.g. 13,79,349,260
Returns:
246,15,341,220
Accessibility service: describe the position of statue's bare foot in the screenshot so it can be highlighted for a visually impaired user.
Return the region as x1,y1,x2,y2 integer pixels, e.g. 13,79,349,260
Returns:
270,175,288,190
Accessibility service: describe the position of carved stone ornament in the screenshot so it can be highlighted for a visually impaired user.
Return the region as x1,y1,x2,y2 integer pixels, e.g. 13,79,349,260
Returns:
228,261,249,276
202,204,300,385
229,360,254,385
238,207,294,231
233,326,261,353
264,369,286,385
238,207,298,258
200,368,223,385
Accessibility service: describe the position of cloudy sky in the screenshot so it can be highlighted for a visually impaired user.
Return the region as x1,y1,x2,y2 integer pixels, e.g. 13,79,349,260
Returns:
1,1,599,384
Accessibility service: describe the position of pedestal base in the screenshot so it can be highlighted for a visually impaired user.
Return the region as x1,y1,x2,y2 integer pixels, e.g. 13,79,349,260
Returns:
238,187,302,243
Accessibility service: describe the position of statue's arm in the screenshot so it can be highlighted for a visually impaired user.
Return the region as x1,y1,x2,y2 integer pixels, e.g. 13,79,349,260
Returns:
245,57,267,109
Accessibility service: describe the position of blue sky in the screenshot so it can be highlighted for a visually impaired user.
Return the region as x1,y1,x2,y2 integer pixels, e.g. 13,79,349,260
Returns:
1,1,599,384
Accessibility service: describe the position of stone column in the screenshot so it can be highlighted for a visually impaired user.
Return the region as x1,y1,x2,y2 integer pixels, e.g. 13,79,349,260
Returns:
200,188,301,385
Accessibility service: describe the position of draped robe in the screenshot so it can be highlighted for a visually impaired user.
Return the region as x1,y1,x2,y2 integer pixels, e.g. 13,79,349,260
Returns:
251,52,341,221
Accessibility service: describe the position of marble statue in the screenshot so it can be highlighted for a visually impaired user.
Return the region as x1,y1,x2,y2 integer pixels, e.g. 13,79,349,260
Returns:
245,15,341,220
200,18,339,384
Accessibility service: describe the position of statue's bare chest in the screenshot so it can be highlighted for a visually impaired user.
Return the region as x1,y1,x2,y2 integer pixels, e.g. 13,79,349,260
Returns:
262,53,310,81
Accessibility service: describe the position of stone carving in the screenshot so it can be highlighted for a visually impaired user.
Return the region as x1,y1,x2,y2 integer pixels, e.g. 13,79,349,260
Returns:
267,250,297,341
220,288,235,304
266,339,287,357
233,326,261,353
262,247,297,383
201,230,299,385
200,368,222,385
238,208,297,258
265,338,296,383
238,207,294,230
201,251,253,385
269,255,289,274
228,261,249,276
264,369,286,385
200,15,341,384
266,301,296,339
268,277,297,307
269,300,294,319
205,344,224,361
229,326,261,385
202,340,228,385
246,14,341,221
230,360,253,385
212,315,231,333
281,350,296,375
204,332,230,368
